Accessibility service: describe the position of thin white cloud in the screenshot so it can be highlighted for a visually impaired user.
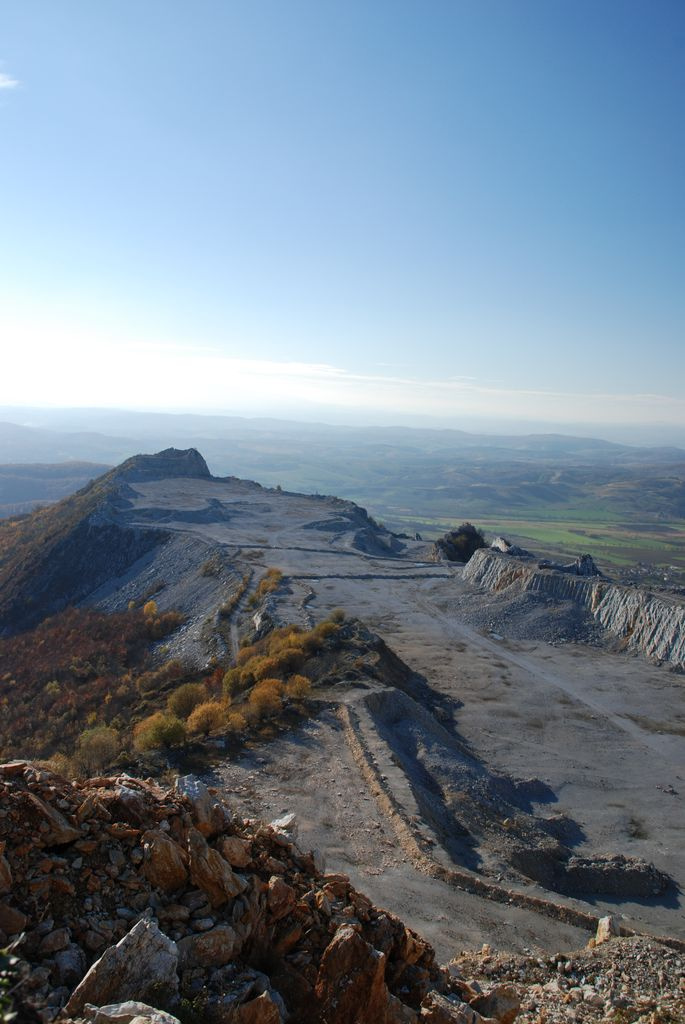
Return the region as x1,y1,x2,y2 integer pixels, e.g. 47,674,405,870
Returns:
0,70,19,90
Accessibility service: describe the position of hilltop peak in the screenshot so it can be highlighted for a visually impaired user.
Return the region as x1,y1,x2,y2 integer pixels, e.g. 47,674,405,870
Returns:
114,447,211,482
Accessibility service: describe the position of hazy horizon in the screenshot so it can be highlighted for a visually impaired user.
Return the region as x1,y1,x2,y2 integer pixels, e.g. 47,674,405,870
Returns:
2,402,685,450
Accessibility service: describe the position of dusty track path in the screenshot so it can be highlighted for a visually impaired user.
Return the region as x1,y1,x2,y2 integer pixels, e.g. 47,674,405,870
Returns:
407,585,682,763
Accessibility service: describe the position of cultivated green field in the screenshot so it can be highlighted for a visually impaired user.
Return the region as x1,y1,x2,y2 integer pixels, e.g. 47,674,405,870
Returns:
380,507,685,581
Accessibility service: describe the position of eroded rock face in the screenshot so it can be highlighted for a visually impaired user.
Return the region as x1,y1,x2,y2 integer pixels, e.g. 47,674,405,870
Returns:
420,992,489,1023
219,835,252,868
470,984,520,1024
314,924,390,1024
116,448,211,483
175,775,217,837
464,549,685,668
25,791,82,845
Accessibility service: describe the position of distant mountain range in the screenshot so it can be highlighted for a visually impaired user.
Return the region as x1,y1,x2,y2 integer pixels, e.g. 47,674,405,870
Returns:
0,409,683,576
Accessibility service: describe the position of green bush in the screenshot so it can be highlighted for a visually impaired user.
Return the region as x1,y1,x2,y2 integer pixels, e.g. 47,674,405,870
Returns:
75,725,120,774
435,523,487,563
167,682,207,719
133,712,186,751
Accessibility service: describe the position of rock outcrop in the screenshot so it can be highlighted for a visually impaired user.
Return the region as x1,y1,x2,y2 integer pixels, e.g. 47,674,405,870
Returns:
464,549,685,669
114,448,211,483
1,762,520,1024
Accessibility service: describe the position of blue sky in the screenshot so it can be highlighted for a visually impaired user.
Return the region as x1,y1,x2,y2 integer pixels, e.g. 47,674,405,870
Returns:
1,1,683,431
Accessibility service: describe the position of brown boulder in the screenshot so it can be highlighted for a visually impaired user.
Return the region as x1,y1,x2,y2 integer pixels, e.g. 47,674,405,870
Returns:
142,830,188,892
26,792,81,845
0,902,27,935
420,992,494,1023
38,926,71,955
219,835,252,868
266,876,296,921
234,992,283,1023
187,827,246,907
177,924,241,968
0,848,11,895
470,985,520,1024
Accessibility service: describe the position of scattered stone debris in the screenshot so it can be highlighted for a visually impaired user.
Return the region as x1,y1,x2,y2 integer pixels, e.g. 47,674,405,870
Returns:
538,555,602,578
456,933,685,1023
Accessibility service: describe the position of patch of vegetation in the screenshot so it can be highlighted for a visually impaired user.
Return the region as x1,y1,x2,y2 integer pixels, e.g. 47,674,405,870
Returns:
628,816,650,840
187,700,227,736
248,568,283,607
0,461,170,632
167,682,208,719
133,712,187,751
0,605,188,764
223,618,341,699
218,616,345,739
434,523,487,562
74,725,120,774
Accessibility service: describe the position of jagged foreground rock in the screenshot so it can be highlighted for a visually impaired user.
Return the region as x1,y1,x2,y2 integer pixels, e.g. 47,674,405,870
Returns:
1,763,682,1024
464,549,685,669
0,761,492,1023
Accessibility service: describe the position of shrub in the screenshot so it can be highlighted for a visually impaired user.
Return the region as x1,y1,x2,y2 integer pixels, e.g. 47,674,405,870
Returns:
137,659,184,696
133,712,186,751
330,608,346,624
303,620,339,653
246,679,283,723
226,710,247,733
236,643,259,666
187,700,227,736
223,668,244,698
145,609,185,640
142,599,158,617
249,568,283,607
200,556,221,577
285,674,311,700
167,682,207,719
435,523,487,563
75,725,120,774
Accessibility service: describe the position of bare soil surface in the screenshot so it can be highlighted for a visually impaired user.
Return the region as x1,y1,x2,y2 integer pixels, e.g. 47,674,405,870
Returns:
91,475,685,955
